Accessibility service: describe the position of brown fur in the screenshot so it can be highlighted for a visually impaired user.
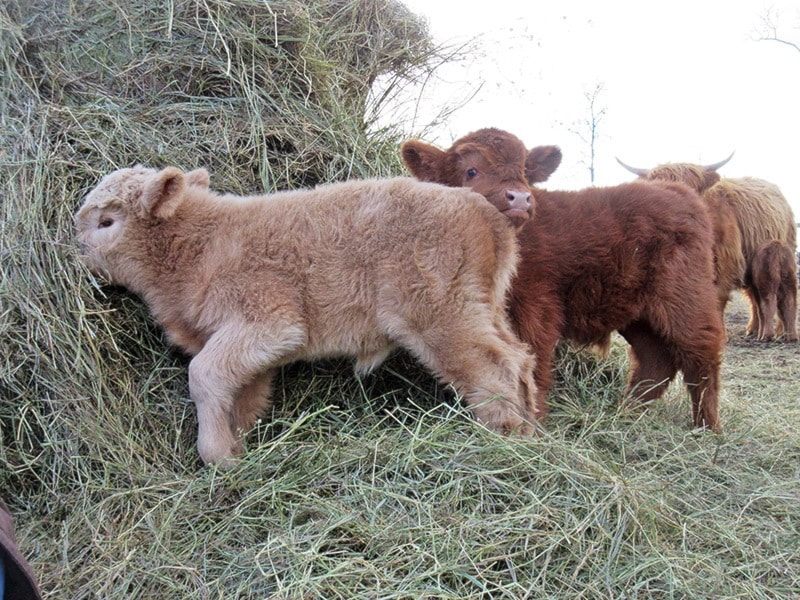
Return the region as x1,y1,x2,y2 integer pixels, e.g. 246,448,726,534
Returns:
750,240,798,341
75,167,539,465
402,134,534,228
402,128,725,432
633,163,797,339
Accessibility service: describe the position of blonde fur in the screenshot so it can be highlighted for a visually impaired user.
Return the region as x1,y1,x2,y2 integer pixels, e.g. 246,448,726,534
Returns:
710,178,797,266
75,167,538,465
643,165,797,338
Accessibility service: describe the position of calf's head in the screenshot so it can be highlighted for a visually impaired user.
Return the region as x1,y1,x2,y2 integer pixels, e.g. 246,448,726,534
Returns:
615,152,734,194
402,128,561,227
75,165,209,282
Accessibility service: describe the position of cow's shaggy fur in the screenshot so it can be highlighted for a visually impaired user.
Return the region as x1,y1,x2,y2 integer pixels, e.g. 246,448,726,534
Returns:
402,128,725,432
75,166,538,465
751,240,798,341
624,162,798,339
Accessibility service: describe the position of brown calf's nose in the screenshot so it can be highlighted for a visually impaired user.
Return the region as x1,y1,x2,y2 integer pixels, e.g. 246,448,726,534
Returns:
505,190,531,211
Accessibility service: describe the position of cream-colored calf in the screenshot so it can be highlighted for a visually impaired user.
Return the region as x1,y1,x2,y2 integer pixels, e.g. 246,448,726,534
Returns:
75,167,538,465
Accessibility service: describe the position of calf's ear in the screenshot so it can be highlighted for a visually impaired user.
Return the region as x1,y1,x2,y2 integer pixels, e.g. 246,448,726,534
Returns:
401,140,445,182
141,167,186,219
526,145,562,183
185,168,210,189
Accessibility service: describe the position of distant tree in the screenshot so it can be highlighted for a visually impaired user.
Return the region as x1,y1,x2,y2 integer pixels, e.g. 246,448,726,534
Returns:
755,7,800,54
569,82,607,183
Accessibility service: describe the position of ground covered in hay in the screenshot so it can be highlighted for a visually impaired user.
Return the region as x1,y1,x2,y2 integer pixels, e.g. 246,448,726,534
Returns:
2,1,799,598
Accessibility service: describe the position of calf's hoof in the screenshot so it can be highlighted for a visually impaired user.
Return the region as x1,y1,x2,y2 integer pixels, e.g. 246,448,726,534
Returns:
198,437,242,468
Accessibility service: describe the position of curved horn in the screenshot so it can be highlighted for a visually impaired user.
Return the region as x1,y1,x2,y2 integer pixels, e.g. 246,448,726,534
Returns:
700,151,735,172
615,157,649,176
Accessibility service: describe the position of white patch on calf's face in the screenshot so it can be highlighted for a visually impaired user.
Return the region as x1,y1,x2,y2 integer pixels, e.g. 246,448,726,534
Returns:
74,167,152,279
74,199,130,280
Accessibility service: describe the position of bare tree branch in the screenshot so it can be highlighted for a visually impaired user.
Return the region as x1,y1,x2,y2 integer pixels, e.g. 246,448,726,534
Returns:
568,82,607,183
760,35,800,53
755,7,800,54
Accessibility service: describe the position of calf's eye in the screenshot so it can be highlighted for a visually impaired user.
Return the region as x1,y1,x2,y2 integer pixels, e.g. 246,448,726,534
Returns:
466,168,478,179
99,218,114,228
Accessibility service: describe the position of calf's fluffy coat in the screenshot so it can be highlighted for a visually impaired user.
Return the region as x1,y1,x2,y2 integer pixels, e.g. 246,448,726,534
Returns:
403,128,726,432
750,240,798,341
618,159,797,338
75,166,538,465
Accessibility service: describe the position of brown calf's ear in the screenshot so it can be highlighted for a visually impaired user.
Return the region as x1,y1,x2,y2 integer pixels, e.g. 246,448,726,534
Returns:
526,145,562,183
400,140,445,182
141,167,186,219
185,168,210,189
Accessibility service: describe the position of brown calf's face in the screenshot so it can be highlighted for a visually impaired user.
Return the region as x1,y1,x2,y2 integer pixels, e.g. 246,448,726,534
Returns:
402,129,551,228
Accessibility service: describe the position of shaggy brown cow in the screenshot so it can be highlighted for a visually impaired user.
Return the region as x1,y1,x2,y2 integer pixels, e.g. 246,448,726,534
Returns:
402,128,725,432
751,240,798,341
75,166,538,465
617,156,798,338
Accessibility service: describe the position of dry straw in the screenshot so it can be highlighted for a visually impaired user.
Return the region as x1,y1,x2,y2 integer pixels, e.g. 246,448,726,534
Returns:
1,0,798,598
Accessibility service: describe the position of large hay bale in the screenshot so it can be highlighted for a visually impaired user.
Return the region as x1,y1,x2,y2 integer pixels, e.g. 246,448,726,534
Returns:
0,0,438,497
2,0,434,192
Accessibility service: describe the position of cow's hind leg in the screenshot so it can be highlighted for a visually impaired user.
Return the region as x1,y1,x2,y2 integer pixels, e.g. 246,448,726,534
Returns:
743,287,761,337
188,321,306,466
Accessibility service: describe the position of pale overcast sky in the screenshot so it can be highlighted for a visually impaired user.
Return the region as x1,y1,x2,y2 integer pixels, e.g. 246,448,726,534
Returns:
389,0,800,218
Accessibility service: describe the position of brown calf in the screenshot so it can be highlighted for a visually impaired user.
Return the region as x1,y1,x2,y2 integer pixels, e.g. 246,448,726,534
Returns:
751,240,798,341
617,156,797,338
402,128,725,432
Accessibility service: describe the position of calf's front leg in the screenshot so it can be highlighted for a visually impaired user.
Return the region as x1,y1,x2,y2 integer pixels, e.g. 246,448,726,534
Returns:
230,369,277,456
188,321,306,466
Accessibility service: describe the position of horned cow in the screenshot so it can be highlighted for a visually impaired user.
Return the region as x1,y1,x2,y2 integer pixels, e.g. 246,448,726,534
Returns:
617,155,798,340
75,167,539,465
402,128,725,433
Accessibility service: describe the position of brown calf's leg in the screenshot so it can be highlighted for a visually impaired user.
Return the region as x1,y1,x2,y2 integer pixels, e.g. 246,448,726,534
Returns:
512,314,561,422
668,315,724,433
619,322,678,406
758,293,778,341
777,279,798,341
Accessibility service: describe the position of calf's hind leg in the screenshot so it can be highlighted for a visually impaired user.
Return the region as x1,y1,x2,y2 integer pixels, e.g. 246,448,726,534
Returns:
777,278,798,341
393,308,538,435
619,321,678,406
757,292,778,341
229,369,278,455
660,307,724,433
